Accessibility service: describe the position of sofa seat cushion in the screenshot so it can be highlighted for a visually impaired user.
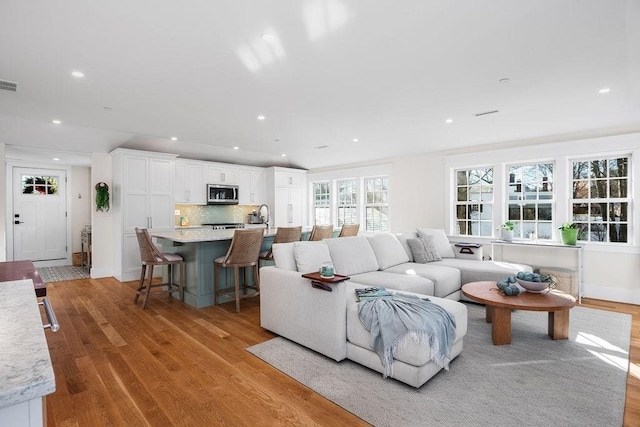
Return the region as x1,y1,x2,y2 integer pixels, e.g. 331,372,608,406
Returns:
345,283,467,368
350,271,435,296
434,258,533,285
384,263,461,298
325,236,380,276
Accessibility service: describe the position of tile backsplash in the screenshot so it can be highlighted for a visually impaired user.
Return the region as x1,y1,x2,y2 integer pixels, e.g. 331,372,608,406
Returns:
175,204,259,226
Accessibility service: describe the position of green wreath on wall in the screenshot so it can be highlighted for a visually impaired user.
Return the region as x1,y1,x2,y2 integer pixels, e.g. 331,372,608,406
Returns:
95,182,110,212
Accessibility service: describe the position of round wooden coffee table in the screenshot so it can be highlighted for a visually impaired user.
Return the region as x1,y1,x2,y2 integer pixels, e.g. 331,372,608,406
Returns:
462,281,576,345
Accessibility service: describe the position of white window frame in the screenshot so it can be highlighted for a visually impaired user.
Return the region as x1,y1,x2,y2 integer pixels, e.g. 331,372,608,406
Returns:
312,181,331,225
364,176,389,232
454,167,494,237
570,154,631,244
336,178,358,226
505,161,555,240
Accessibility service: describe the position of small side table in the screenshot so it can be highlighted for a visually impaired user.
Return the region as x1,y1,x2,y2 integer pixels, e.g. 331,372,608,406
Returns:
301,272,350,292
81,229,92,273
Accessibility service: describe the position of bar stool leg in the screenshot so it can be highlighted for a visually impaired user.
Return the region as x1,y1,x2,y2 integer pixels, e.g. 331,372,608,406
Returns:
179,261,184,301
142,265,154,309
135,265,146,303
214,263,219,305
234,266,241,312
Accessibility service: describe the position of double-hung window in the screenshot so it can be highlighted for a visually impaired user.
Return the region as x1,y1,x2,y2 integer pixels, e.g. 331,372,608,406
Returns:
336,179,358,226
312,181,331,225
364,176,388,231
571,156,629,243
506,162,554,239
455,168,493,236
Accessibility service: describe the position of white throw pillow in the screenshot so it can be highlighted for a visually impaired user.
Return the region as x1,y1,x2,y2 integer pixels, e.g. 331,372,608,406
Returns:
416,228,455,258
366,233,410,269
325,236,379,276
271,242,297,271
293,241,332,274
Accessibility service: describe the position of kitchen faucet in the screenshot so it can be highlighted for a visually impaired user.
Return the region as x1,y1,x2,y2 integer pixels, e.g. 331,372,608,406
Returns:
257,204,270,228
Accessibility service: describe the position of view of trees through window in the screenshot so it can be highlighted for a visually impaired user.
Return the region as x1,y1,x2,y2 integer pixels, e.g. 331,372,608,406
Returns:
507,163,554,239
22,175,59,195
455,168,493,236
572,156,629,243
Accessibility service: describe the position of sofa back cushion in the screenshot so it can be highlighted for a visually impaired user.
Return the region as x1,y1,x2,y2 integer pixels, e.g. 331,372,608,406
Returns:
396,231,418,261
416,228,455,258
271,242,297,271
366,233,410,269
325,236,380,276
293,241,333,274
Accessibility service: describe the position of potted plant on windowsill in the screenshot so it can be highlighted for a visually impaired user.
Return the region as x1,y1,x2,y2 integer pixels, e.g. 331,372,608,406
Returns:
559,222,578,245
497,221,515,241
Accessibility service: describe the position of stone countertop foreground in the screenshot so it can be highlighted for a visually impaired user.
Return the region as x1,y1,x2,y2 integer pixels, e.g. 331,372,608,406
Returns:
0,279,55,409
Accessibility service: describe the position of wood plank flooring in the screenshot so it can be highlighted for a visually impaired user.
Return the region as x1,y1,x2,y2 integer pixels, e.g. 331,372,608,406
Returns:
40,277,639,426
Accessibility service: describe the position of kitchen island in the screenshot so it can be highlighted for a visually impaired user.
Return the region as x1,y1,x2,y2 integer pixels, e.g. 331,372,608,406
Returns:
0,279,56,426
152,227,311,308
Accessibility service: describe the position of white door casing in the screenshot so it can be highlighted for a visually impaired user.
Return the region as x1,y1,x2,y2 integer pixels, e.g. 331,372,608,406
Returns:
12,167,67,262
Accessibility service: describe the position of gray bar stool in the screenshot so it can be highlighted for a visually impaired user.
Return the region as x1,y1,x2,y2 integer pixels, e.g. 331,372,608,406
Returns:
338,224,360,237
309,225,333,241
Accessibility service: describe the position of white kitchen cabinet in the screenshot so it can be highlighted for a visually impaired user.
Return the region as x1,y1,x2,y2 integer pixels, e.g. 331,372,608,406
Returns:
237,167,266,204
207,163,236,184
112,149,176,281
266,167,307,227
174,160,206,204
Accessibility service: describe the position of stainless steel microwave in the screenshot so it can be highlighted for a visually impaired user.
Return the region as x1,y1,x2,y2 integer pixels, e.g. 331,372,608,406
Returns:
207,184,239,204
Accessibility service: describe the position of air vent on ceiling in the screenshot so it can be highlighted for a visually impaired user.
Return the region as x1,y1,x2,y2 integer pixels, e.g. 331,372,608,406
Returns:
0,79,18,92
475,110,499,117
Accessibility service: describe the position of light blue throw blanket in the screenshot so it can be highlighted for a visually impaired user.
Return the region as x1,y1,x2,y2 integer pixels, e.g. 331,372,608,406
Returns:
358,291,457,378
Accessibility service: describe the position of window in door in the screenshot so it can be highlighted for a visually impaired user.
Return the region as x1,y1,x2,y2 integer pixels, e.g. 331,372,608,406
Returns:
312,181,331,225
454,168,493,236
506,162,554,239
336,179,357,226
364,176,388,231
571,156,629,243
22,175,59,195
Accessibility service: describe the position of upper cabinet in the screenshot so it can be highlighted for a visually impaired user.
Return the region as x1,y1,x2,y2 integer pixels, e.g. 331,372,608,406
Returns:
237,167,266,205
207,164,236,184
266,166,307,227
175,159,206,204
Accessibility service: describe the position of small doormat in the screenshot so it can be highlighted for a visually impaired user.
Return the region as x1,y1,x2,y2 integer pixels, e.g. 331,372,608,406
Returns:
36,266,89,283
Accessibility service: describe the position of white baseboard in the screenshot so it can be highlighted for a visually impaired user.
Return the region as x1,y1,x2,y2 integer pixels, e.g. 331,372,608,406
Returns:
90,267,113,279
584,283,640,305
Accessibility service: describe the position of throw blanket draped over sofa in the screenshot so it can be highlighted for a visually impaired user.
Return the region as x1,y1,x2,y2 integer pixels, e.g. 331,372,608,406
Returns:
358,292,457,377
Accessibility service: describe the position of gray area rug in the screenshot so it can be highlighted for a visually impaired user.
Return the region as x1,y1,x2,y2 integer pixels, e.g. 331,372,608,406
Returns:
247,303,631,426
36,266,89,283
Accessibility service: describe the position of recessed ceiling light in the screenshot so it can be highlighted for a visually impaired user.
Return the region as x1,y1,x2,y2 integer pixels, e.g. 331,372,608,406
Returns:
445,118,453,123
261,33,276,42
598,88,611,94
352,138,359,142
52,120,61,124
498,77,510,84
257,115,266,120
71,71,84,78
171,137,178,141
233,146,239,150
281,153,287,157
53,157,60,161
103,106,112,110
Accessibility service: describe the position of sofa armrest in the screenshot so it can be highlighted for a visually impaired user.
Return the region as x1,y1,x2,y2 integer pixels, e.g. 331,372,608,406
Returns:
450,244,483,261
259,266,348,361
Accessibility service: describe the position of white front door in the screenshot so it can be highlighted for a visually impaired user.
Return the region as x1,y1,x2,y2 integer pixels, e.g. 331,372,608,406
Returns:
12,167,67,261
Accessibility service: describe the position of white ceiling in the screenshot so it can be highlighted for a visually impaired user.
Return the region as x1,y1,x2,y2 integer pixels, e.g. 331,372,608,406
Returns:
1,0,639,170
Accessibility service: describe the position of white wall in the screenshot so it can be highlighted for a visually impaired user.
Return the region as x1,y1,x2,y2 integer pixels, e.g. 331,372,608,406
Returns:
309,133,640,305
71,166,91,253
90,153,113,278
0,143,5,261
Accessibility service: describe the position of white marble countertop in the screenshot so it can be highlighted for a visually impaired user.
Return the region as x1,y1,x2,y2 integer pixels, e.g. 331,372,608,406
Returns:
0,279,55,409
152,226,314,243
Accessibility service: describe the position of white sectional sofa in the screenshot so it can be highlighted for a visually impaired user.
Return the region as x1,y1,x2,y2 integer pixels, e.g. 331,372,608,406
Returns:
259,230,532,387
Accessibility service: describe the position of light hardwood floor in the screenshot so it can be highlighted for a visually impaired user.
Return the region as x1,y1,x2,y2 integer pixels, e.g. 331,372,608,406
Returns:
41,278,639,426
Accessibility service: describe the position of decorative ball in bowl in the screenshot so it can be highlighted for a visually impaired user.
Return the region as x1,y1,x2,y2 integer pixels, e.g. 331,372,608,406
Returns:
515,278,549,293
